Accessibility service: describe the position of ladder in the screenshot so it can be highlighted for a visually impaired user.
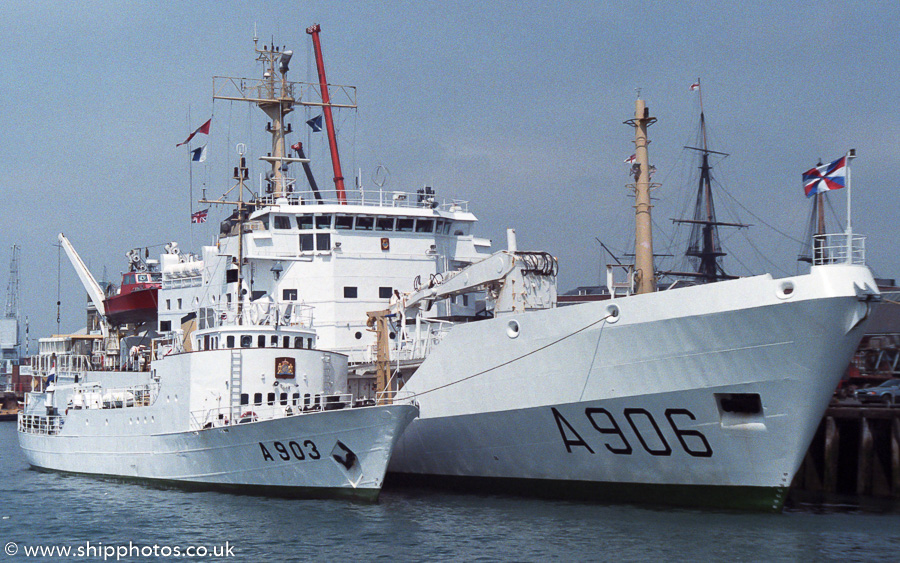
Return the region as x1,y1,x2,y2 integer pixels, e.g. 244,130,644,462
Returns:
230,350,242,417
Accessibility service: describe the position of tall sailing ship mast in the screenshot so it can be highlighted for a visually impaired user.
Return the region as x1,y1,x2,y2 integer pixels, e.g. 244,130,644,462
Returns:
668,80,747,283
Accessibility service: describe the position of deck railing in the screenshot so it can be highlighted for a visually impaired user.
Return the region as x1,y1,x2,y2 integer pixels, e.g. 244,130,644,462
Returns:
253,189,470,213
189,393,361,430
812,233,866,266
18,413,64,435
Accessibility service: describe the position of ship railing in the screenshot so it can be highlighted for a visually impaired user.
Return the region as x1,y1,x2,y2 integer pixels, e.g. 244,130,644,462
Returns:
190,392,365,430
365,319,454,364
812,233,866,266
254,188,470,214
29,354,92,379
197,302,315,330
213,76,357,110
65,382,159,411
18,413,65,435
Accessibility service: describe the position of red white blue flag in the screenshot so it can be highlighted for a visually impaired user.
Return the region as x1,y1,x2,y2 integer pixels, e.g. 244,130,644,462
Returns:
191,208,209,224
177,118,212,147
802,156,847,197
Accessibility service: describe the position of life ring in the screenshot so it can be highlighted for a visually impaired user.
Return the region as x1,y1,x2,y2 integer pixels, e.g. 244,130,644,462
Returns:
239,411,258,424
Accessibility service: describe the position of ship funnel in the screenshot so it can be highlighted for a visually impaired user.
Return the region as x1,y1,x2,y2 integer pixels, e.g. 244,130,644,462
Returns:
279,50,293,73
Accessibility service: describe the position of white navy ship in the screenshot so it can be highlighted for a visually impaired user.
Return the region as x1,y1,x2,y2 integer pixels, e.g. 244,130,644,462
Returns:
17,30,417,500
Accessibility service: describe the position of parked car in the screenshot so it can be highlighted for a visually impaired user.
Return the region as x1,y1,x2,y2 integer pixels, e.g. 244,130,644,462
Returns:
856,379,900,404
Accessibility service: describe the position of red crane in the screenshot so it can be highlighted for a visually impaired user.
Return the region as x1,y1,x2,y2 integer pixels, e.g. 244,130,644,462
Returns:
306,23,347,205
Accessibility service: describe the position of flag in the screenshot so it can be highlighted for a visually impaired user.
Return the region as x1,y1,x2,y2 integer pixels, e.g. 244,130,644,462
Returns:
624,154,636,164
690,82,700,91
191,209,209,224
291,141,302,153
190,145,207,163
176,118,212,147
802,156,847,197
306,115,323,132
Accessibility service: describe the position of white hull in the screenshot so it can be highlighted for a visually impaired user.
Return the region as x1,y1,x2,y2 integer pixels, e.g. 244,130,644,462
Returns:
20,403,417,500
389,265,878,510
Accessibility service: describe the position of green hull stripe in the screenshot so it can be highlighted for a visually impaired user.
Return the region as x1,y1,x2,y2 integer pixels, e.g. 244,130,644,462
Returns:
388,472,786,512
30,466,380,502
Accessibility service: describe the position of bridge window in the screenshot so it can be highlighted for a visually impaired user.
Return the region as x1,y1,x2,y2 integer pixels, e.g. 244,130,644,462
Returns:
344,287,358,299
273,215,292,230
267,393,276,406
297,215,313,230
415,219,434,233
376,217,394,231
292,392,300,405
254,392,262,406
270,335,278,347
240,393,249,406
294,337,303,349
280,393,288,406
307,338,314,348
316,233,331,251
283,336,290,348
315,214,332,229
240,335,252,348
335,215,354,230
379,286,393,299
355,216,374,230
283,288,297,300
227,335,235,348
299,234,314,252
396,218,414,232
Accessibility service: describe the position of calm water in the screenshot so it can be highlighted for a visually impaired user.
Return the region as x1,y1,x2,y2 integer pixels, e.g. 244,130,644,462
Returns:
1,422,899,561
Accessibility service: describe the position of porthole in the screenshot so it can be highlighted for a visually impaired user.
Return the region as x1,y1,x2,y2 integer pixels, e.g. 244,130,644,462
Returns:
507,320,520,339
355,332,362,340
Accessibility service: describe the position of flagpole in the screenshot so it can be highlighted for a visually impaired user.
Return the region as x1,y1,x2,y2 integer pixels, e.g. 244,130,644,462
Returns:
845,148,856,263
188,106,195,251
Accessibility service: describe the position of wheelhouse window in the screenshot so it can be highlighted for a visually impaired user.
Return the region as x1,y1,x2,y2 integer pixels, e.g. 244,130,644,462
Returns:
280,393,288,406
442,221,452,235
335,215,354,230
273,215,292,230
379,286,393,299
415,219,435,233
396,218,414,232
240,393,249,406
315,214,333,229
299,234,314,252
270,335,278,347
316,233,331,251
226,269,238,283
257,335,266,348
344,286,358,299
283,288,298,300
226,335,235,348
160,320,172,332
376,217,394,231
294,337,304,349
283,336,290,348
267,393,276,406
254,392,263,405
240,335,252,348
297,215,314,230
355,216,374,230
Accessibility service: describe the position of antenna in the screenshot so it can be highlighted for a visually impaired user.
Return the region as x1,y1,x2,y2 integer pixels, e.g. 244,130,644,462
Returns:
4,245,20,320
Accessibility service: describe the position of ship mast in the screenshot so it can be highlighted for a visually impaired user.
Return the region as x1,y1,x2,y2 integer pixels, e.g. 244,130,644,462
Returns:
625,97,657,294
669,81,747,282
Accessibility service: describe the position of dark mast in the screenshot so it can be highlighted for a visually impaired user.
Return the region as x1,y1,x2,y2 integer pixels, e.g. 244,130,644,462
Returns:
670,81,747,283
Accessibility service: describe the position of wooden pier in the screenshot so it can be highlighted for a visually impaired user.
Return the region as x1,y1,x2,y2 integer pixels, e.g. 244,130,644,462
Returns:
792,402,900,498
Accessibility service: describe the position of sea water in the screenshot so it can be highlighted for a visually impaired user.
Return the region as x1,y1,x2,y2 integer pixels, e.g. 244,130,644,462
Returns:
1,422,899,561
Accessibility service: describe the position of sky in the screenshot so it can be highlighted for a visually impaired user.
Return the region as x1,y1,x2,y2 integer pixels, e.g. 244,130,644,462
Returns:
1,0,898,345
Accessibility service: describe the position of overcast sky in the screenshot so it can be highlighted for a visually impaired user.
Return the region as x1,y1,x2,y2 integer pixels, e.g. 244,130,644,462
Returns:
2,0,898,343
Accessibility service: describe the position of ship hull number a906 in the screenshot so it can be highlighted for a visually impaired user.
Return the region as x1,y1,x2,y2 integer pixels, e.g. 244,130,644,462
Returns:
551,407,713,458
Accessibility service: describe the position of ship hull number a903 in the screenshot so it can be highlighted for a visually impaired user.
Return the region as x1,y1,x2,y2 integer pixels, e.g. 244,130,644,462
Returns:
259,439,321,462
551,407,713,458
